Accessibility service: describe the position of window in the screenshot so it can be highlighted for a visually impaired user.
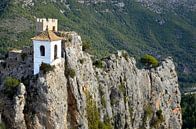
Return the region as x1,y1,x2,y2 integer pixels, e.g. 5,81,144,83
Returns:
54,45,57,59
46,25,48,31
40,46,45,56
53,26,56,31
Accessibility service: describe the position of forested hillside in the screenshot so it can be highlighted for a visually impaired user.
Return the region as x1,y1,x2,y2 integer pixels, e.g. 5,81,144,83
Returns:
181,94,196,129
0,0,195,88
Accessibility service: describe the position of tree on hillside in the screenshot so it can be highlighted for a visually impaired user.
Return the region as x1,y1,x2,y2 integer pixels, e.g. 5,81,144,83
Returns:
141,54,159,68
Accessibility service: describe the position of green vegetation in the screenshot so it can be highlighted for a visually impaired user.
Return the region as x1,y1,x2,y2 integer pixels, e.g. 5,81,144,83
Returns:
129,107,133,122
67,34,72,42
110,98,118,106
101,96,106,108
65,67,76,78
0,1,195,127
98,85,107,108
67,68,76,78
119,82,128,103
179,72,196,89
82,40,91,52
93,60,104,69
4,76,20,98
21,53,27,61
119,82,126,95
151,109,164,128
181,94,196,129
4,76,20,88
79,59,85,64
40,63,55,74
122,51,129,61
86,92,112,129
141,54,159,68
143,104,153,123
98,118,112,129
64,62,76,78
0,0,195,88
156,110,163,120
0,122,6,129
143,106,164,128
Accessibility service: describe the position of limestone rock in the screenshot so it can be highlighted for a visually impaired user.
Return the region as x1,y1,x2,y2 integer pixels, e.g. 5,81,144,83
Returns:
0,83,26,129
0,32,182,129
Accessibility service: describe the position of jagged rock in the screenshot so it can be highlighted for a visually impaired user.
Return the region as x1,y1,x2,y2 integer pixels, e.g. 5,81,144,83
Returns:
0,83,26,129
24,61,68,129
13,83,26,129
0,32,182,129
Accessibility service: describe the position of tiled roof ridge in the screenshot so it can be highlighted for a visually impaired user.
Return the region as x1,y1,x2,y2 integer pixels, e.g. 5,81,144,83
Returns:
48,31,52,41
32,30,62,41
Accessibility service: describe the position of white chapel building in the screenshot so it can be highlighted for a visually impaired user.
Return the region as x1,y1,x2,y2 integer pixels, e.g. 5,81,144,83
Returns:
32,18,62,75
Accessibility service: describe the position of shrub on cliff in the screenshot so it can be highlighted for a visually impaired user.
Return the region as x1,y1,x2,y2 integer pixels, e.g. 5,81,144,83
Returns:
151,109,164,128
4,76,20,88
143,104,153,123
93,60,104,68
86,92,112,129
122,51,129,61
141,54,159,68
40,63,54,74
0,122,6,129
4,77,20,98
67,68,76,78
64,63,76,78
21,53,27,61
82,41,91,52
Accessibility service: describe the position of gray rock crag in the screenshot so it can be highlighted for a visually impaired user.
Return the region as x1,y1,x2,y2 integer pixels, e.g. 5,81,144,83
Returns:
0,32,182,129
24,61,68,129
0,83,26,129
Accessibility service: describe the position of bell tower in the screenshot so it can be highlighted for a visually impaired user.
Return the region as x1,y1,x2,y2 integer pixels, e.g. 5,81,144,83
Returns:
32,18,62,75
36,18,58,33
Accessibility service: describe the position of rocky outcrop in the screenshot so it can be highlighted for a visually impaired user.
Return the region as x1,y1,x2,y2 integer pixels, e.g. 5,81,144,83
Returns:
0,32,182,129
0,83,26,129
24,61,68,129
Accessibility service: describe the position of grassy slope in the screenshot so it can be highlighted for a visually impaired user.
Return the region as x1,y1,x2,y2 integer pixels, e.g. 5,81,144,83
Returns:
0,0,195,87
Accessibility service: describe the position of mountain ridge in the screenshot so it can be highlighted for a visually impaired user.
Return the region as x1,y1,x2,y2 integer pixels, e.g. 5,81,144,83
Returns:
0,0,195,88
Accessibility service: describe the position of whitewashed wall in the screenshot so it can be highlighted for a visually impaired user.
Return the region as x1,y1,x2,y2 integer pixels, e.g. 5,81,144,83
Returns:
50,40,62,62
33,40,61,75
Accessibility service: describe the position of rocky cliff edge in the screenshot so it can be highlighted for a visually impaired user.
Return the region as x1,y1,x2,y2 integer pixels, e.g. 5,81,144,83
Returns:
0,32,182,129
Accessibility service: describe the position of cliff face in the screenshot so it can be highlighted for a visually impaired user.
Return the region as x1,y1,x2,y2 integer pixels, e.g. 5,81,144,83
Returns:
0,32,182,129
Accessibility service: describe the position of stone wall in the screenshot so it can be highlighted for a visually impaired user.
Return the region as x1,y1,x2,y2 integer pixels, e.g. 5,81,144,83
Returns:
36,18,58,33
